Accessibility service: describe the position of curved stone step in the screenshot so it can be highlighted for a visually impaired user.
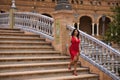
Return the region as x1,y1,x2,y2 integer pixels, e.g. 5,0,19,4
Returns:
0,56,69,62
0,37,45,41
28,74,98,80
0,50,60,54
0,50,61,57
0,62,74,72
0,46,54,50
0,30,24,33
0,41,51,45
0,45,53,49
0,28,20,31
0,33,40,37
0,68,89,77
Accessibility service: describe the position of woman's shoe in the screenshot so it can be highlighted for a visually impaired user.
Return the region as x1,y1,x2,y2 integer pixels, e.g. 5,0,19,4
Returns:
68,65,71,70
73,71,78,76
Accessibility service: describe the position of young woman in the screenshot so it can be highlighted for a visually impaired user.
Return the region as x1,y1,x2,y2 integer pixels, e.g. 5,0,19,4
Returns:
68,29,80,76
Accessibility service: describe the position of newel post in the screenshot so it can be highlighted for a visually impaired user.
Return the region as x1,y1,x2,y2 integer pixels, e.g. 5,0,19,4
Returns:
10,0,16,29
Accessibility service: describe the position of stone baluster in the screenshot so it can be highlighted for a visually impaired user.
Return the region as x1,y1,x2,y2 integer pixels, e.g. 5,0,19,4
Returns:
84,37,88,55
81,36,85,54
103,48,107,67
91,44,95,59
95,44,99,63
111,54,115,73
115,60,119,76
115,55,120,76
107,49,111,70
99,49,102,65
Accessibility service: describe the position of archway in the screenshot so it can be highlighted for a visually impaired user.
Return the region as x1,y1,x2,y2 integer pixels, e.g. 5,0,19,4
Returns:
79,16,92,35
99,16,111,36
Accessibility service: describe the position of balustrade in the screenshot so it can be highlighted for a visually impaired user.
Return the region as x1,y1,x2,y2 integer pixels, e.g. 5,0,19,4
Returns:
0,13,9,27
0,12,54,40
67,25,120,80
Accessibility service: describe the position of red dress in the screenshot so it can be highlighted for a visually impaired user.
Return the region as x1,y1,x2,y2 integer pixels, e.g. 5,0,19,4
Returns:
69,36,80,60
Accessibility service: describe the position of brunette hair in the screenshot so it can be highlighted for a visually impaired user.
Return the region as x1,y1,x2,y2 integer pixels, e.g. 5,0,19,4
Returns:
71,29,80,39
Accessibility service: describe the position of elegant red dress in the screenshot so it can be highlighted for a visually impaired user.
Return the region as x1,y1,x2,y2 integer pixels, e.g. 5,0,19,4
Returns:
69,36,80,60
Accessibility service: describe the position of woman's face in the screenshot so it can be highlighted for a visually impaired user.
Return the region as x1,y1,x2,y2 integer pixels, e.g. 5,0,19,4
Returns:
74,30,78,36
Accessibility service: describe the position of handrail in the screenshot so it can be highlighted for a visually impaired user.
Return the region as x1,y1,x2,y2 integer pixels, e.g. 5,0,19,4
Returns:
66,25,120,80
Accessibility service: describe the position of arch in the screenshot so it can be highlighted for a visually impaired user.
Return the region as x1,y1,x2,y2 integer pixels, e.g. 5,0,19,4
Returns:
79,14,93,23
97,15,112,23
79,16,92,35
99,16,111,36
42,13,52,18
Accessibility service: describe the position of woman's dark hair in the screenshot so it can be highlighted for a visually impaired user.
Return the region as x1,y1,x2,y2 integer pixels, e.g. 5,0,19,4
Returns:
71,29,80,39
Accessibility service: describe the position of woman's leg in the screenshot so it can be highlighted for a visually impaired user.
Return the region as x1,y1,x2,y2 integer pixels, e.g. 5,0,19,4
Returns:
73,54,79,75
68,59,74,70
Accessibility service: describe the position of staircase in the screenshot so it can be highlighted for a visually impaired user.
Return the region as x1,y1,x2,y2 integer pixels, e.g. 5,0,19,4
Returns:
0,28,99,80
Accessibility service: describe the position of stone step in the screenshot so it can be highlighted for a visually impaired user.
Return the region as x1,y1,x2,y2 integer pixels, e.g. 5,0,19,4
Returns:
0,46,54,50
0,50,60,57
0,58,69,65
0,62,81,73
0,51,60,55
0,33,40,37
28,74,98,80
0,56,69,62
0,29,24,33
0,45,53,48
0,49,54,51
0,50,60,54
0,28,21,31
0,41,51,45
0,68,90,80
0,37,45,41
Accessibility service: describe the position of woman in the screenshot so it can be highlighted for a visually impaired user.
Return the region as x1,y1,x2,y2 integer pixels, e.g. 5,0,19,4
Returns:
68,29,80,76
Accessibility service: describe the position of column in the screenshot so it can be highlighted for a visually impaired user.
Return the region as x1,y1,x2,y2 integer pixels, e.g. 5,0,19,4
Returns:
77,22,79,30
96,23,99,36
92,23,95,36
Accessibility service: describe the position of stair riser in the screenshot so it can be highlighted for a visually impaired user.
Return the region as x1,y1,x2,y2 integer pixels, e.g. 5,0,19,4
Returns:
0,53,60,57
0,48,54,51
0,36,41,39
1,64,81,73
0,69,89,80
0,58,69,65
0,38,45,41
0,43,51,46
0,28,21,31
60,77,98,80
0,76,98,80
0,34,40,37
0,31,24,33
0,59,69,65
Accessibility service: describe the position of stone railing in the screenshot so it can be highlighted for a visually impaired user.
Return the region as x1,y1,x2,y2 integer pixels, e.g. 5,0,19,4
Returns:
67,25,120,80
0,13,9,27
14,12,54,40
0,12,54,40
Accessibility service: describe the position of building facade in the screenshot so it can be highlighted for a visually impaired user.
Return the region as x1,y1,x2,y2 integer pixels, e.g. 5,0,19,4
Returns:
0,0,120,39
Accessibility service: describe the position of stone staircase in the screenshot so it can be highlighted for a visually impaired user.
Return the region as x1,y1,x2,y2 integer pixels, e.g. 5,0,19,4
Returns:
0,28,99,80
